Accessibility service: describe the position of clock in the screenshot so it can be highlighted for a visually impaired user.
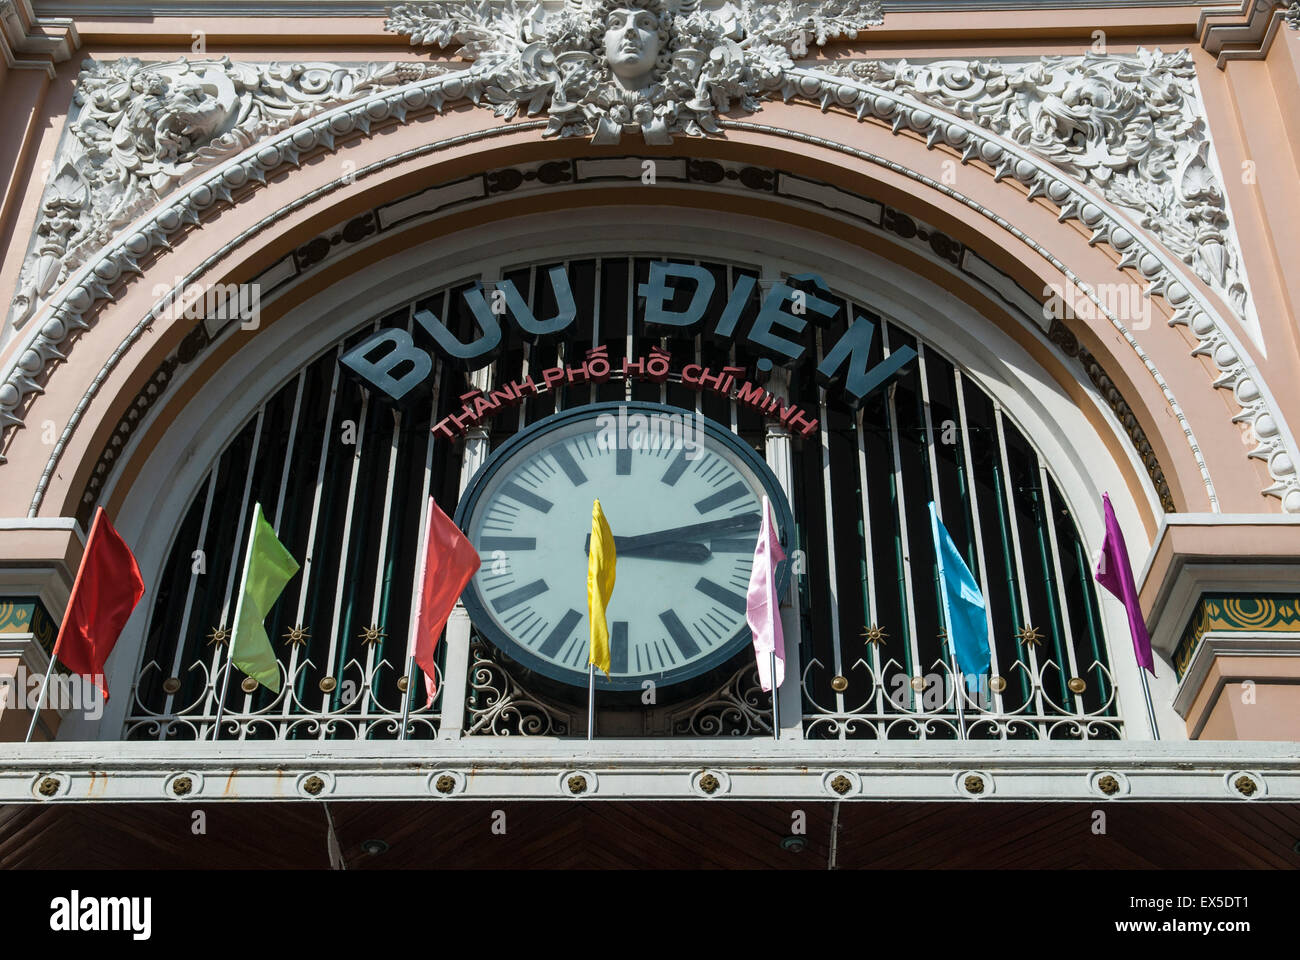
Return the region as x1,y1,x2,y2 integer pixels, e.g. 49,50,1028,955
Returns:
454,401,794,692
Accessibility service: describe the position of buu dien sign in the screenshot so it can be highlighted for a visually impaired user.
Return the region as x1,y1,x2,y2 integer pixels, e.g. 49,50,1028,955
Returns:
340,263,917,410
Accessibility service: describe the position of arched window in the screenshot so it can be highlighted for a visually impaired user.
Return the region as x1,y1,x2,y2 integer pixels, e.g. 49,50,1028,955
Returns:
126,256,1118,740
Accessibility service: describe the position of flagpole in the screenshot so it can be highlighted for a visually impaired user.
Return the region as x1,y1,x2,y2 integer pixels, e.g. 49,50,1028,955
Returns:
214,508,259,741
948,641,967,742
23,656,58,744
401,494,435,742
26,510,101,743
1139,669,1160,740
770,650,780,741
587,663,596,740
399,655,416,741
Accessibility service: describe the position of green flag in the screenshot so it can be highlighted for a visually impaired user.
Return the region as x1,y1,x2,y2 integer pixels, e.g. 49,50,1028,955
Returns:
229,504,299,693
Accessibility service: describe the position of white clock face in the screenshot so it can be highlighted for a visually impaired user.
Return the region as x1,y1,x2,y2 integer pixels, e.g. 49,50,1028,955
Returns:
457,402,792,690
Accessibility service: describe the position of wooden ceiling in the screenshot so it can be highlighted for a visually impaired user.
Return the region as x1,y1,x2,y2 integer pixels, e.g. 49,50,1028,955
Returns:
3,799,1299,869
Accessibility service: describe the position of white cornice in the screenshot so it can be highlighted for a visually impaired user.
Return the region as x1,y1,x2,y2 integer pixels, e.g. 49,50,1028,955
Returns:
0,738,1296,802
28,0,1228,17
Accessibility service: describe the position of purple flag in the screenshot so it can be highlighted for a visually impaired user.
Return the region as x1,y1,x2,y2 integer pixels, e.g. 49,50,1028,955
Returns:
747,496,786,692
1095,493,1155,676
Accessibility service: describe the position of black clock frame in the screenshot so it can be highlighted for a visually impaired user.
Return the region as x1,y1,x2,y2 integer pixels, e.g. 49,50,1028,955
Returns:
454,400,796,692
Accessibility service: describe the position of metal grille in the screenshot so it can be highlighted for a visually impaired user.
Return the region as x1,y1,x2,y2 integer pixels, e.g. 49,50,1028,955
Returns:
125,256,1118,740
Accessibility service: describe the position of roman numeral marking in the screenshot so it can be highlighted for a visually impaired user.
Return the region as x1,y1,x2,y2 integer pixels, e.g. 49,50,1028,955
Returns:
611,621,628,674
695,481,747,514
661,452,690,486
695,578,748,614
539,608,582,657
499,482,553,513
478,536,536,551
659,609,701,660
551,444,588,487
616,446,632,476
490,578,548,612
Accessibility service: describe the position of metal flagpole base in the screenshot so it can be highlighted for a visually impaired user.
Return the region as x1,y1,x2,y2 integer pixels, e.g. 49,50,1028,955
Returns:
398,655,416,741
24,655,58,743
587,663,595,740
1139,668,1160,740
770,650,780,741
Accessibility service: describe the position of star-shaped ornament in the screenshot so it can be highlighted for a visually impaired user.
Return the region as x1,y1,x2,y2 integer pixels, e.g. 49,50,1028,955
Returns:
1016,624,1045,648
861,623,888,646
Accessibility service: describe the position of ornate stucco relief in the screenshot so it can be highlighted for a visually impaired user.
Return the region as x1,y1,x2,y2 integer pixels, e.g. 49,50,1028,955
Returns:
5,56,446,333
820,52,1258,348
0,1,1295,512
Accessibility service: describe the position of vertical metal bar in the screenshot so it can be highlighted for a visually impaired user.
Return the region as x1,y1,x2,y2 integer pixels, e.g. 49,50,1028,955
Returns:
916,344,964,739
233,372,308,738
625,255,634,401
854,406,885,735
587,662,595,739
770,650,780,741
318,391,370,729
279,346,345,736
1070,534,1110,709
272,372,307,529
994,404,1047,731
881,326,923,724
813,329,845,727
555,261,568,413
158,467,219,737
762,364,804,741
356,406,403,737
401,365,443,740
214,508,258,741
590,258,601,405
953,371,1005,731
1039,464,1085,718
202,408,264,736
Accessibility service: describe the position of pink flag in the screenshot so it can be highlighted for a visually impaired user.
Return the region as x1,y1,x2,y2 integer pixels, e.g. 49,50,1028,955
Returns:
409,496,481,706
746,495,786,692
1095,493,1155,676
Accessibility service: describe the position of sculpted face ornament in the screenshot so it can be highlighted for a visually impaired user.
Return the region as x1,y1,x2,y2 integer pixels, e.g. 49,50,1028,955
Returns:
385,0,885,144
604,7,661,92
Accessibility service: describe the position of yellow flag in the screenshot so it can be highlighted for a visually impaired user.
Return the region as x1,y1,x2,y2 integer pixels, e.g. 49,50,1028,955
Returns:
587,499,617,676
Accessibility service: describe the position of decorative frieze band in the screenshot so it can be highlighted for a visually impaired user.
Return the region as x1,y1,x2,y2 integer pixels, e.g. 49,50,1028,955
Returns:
0,2,1295,512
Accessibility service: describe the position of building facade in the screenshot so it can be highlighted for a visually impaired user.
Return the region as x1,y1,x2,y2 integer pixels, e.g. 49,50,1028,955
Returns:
0,0,1298,867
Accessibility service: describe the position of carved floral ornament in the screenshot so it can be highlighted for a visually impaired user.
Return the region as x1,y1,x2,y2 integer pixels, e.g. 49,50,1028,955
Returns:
0,1,1296,514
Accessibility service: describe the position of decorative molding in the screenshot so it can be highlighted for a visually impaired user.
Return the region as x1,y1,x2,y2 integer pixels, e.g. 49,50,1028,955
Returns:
465,637,571,735
0,1,79,77
2,37,1296,510
1197,0,1288,67
5,55,446,332
7,737,1300,801
821,51,1256,341
1048,318,1175,512
384,0,883,143
666,660,773,736
1173,592,1300,679
79,154,1177,528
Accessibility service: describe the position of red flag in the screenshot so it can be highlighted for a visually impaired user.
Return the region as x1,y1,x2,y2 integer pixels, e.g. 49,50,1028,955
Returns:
54,507,145,700
408,496,480,706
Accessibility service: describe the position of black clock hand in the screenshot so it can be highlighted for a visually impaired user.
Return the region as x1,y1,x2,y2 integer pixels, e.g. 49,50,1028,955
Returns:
615,513,761,551
584,540,711,563
584,513,759,554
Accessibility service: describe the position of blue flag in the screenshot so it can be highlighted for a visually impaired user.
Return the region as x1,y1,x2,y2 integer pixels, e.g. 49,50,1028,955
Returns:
928,502,990,679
